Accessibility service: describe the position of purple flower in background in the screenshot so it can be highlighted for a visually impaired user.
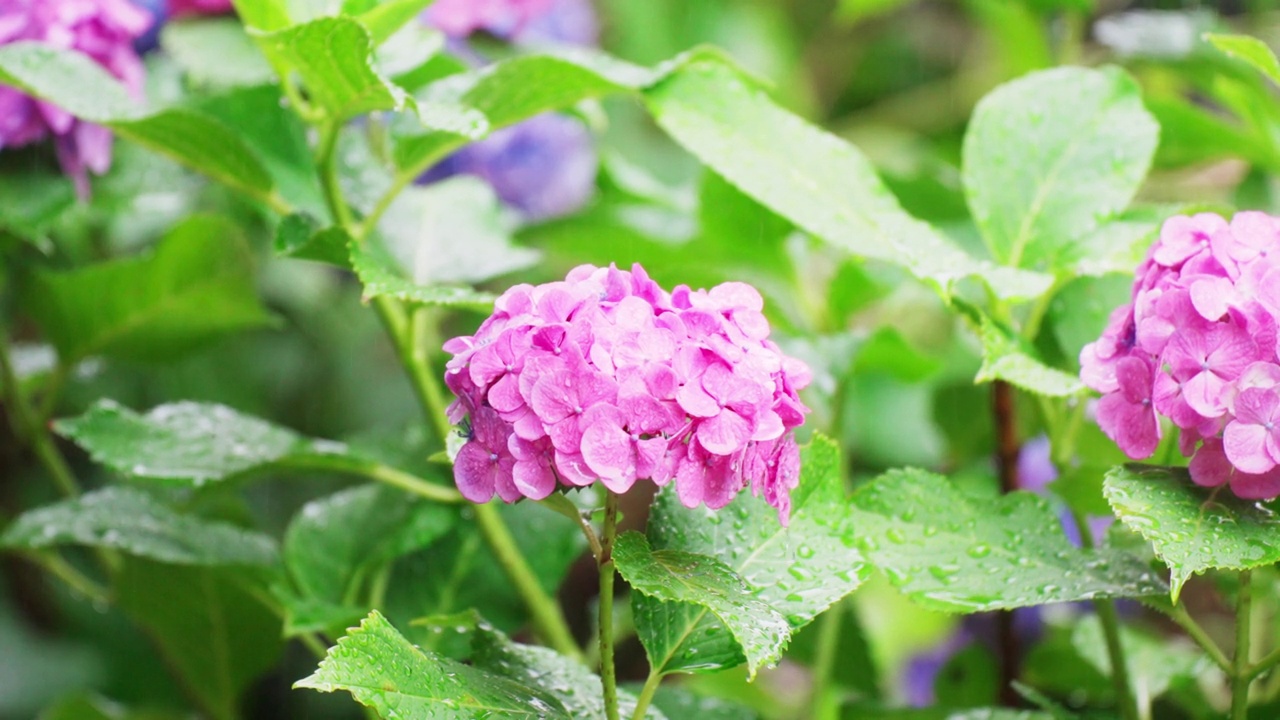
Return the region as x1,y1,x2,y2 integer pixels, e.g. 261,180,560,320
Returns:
420,0,599,220
420,114,597,221
443,264,811,522
1080,211,1280,500
167,0,233,16
0,0,153,195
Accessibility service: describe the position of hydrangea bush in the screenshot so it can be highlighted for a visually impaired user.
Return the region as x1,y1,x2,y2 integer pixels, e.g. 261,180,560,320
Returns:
5,2,1280,720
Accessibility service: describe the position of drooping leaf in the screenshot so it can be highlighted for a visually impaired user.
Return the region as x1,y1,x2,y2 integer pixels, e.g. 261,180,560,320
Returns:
295,610,570,718
961,66,1158,271
254,16,410,120
378,178,540,285
614,532,790,679
0,487,279,567
848,469,1167,612
471,622,667,719
1205,33,1280,86
54,400,311,485
643,58,1053,301
116,559,284,720
23,216,275,364
281,484,456,635
161,18,275,89
975,315,1085,397
1104,465,1280,601
349,237,497,309
633,436,867,676
273,214,353,267
0,43,275,200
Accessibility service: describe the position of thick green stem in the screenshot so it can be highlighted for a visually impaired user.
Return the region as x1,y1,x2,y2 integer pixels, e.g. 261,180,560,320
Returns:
1165,603,1231,674
1233,571,1255,720
1249,644,1280,681
474,502,583,661
0,336,80,499
630,669,662,720
599,491,621,720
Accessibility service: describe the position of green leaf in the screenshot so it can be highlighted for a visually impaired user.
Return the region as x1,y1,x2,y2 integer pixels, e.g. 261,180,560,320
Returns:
1205,33,1280,85
23,216,274,364
643,58,1052,301
614,532,790,679
358,0,438,45
349,237,497,309
160,19,275,89
295,610,570,718
848,469,1167,612
1104,465,1280,601
54,400,310,485
961,66,1158,270
0,159,75,238
379,178,540,284
0,487,279,567
648,687,760,720
633,436,867,676
230,0,289,31
116,559,283,720
274,214,353,267
254,17,409,120
282,484,455,632
975,315,1085,397
471,622,667,720
0,43,276,199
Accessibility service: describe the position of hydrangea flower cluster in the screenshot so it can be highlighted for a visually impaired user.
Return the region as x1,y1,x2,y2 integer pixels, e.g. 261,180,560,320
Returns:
443,264,811,523
1081,211,1280,499
0,0,152,195
420,0,598,220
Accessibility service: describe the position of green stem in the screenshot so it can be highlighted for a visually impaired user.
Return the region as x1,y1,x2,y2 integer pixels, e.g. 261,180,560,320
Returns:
629,669,662,720
599,491,620,720
277,454,464,504
1249,644,1280,681
1095,600,1138,720
1166,603,1231,674
300,632,330,660
807,602,844,719
36,360,70,424
35,552,109,605
317,121,354,230
1234,570,1255,720
371,298,453,443
474,502,583,661
0,336,80,499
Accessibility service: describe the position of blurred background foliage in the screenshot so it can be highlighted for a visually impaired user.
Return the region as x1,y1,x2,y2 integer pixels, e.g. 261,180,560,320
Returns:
5,0,1280,718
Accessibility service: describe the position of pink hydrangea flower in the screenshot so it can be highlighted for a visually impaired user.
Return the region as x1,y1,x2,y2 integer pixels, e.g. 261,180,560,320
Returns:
444,264,811,524
167,0,234,16
0,0,152,196
1081,211,1280,500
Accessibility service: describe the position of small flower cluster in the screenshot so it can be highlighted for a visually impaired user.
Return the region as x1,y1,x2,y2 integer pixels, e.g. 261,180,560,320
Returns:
0,0,152,194
1081,211,1280,499
444,264,811,522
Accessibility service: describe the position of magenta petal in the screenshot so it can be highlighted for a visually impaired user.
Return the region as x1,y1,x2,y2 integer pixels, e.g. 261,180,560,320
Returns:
454,442,498,502
697,411,752,455
1224,421,1276,474
1189,276,1232,320
1182,372,1228,418
677,382,719,418
1230,468,1280,500
513,460,556,500
1189,441,1232,488
581,423,634,482
751,409,784,442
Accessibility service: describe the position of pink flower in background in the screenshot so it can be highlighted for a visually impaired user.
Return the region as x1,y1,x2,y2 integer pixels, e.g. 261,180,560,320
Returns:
444,264,811,523
167,0,233,16
1081,211,1280,500
0,0,152,195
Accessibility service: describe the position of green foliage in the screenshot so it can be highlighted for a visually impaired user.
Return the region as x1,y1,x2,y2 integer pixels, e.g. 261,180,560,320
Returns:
975,315,1085,397
23,216,274,364
1,487,279,567
1205,33,1280,86
644,58,1053,301
849,469,1167,611
160,19,275,89
616,531,790,679
55,400,310,484
631,436,868,677
962,66,1158,271
296,610,570,718
1105,466,1280,601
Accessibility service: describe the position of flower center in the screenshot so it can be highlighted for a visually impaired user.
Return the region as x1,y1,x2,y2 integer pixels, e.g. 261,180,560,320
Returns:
488,452,499,463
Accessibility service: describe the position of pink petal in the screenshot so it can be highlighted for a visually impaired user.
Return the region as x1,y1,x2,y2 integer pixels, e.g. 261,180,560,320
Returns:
696,410,752,455
1182,371,1228,419
513,460,556,500
1230,468,1280,500
677,382,719,418
581,422,634,483
454,441,498,502
1189,440,1232,488
1224,420,1276,474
